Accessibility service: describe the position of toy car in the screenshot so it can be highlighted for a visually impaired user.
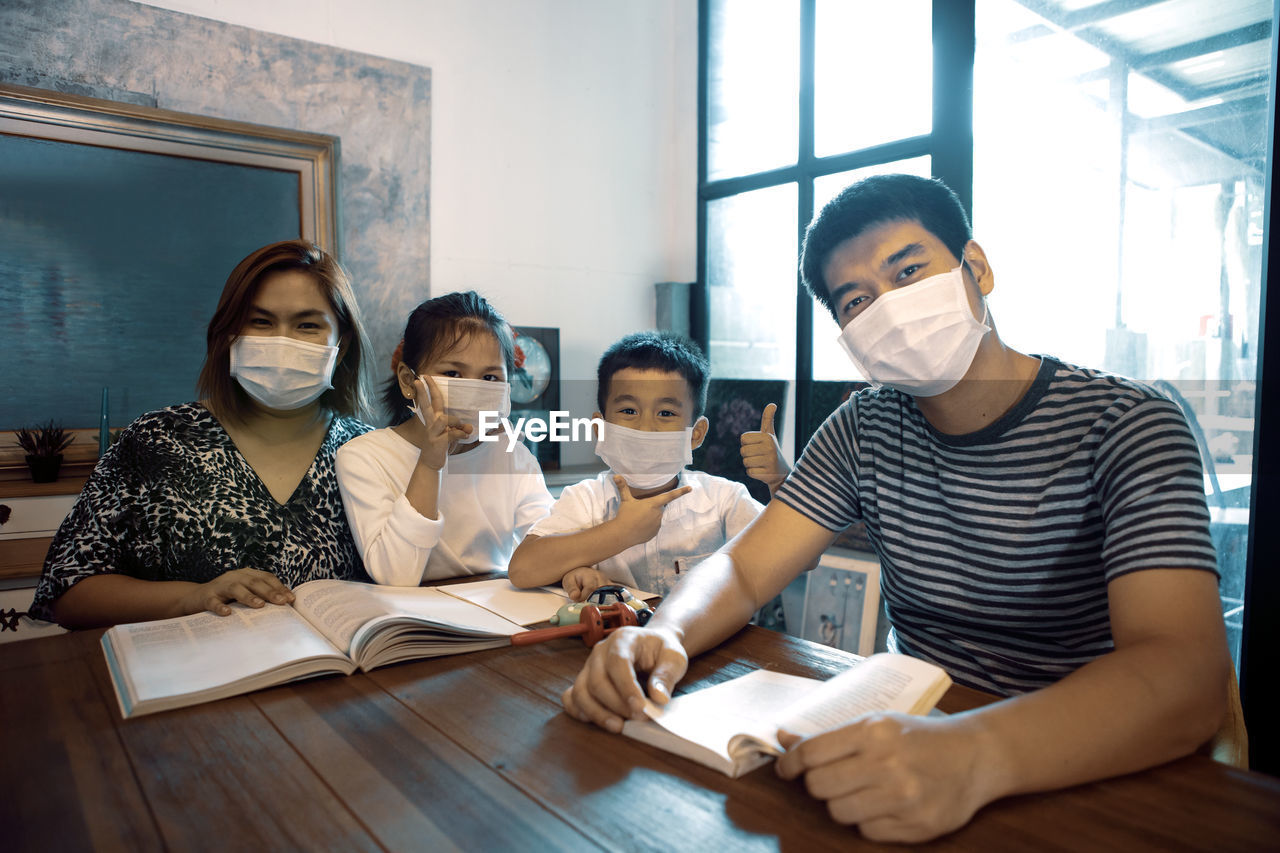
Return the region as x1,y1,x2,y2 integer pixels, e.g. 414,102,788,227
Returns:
549,584,652,626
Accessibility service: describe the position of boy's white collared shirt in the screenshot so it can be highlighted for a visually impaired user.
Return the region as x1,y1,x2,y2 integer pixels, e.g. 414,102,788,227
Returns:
527,468,763,597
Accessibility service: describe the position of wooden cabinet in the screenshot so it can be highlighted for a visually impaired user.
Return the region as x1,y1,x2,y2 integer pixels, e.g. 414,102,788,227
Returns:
0,479,83,583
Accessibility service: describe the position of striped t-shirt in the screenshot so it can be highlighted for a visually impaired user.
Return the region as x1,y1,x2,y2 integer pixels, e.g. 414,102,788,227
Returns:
777,357,1218,696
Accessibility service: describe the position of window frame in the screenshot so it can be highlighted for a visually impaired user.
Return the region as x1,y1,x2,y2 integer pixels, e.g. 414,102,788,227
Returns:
696,0,1280,775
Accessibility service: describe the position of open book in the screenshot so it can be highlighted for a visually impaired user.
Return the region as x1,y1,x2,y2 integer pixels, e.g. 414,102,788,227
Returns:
101,578,573,719
621,653,951,778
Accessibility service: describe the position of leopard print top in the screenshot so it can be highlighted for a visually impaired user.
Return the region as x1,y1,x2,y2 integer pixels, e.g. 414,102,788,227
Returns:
31,403,372,621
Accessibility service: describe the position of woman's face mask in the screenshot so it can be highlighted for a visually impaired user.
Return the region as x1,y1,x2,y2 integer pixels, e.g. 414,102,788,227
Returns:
836,262,989,397
230,335,338,410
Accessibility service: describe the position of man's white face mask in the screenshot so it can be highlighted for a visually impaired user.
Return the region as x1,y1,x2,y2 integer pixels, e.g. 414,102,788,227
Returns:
595,422,694,490
836,262,989,397
410,375,511,431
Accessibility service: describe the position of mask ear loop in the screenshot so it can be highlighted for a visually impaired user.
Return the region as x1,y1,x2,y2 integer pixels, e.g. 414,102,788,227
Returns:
407,374,430,426
958,255,991,328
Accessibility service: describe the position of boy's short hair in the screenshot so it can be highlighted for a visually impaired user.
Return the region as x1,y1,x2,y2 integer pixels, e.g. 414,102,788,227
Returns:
597,331,710,418
801,174,973,321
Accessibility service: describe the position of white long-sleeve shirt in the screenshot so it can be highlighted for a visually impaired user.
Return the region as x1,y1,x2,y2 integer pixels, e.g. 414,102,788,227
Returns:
335,427,553,585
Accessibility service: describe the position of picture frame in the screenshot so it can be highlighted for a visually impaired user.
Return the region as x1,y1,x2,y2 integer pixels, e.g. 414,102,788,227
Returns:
798,549,882,656
509,326,561,471
0,83,339,481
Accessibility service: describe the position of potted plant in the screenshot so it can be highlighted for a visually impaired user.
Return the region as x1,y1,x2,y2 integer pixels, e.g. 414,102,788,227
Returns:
14,420,75,483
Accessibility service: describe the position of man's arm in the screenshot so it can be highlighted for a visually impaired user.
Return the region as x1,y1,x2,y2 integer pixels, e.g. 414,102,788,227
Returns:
774,568,1228,842
561,499,837,730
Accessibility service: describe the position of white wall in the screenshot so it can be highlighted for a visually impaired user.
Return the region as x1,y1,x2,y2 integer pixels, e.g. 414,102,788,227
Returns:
133,0,698,464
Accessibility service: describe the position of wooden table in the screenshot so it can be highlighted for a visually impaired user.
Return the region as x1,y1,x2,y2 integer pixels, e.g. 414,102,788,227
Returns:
3,625,1279,851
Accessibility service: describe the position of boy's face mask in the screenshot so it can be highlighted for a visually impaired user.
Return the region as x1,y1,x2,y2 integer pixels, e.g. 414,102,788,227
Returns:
836,262,989,397
411,375,511,432
230,335,338,411
595,422,694,490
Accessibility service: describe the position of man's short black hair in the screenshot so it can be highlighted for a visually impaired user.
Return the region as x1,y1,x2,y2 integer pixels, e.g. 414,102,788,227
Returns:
801,174,973,321
597,331,710,418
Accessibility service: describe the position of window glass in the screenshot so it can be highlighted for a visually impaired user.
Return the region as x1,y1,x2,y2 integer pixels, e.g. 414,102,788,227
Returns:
974,0,1271,669
811,156,932,381
706,0,800,180
814,0,932,157
707,184,798,380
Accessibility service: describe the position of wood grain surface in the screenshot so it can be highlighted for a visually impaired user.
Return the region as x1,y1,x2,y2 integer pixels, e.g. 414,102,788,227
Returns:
3,625,1278,852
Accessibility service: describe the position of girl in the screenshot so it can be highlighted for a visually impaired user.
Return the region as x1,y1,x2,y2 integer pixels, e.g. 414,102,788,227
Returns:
335,291,553,585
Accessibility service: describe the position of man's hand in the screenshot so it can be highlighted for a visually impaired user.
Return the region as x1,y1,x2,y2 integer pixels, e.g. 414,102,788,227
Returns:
562,625,689,733
180,568,295,617
741,403,790,494
775,713,993,844
562,566,611,602
610,476,692,548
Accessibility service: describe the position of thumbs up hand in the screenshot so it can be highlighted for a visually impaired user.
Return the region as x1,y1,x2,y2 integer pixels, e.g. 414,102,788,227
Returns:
740,402,790,496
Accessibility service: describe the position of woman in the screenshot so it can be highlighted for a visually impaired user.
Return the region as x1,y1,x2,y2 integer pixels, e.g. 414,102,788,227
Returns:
31,240,376,628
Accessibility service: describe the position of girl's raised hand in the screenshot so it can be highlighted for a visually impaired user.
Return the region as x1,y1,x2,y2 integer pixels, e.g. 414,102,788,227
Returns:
411,374,472,470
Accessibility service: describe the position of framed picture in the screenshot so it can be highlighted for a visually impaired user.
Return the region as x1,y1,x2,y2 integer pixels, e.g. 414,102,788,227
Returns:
799,549,882,656
0,83,339,480
509,326,561,471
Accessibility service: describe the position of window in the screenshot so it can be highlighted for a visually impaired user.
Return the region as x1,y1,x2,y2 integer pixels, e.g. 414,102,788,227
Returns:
973,0,1272,673
700,0,1279,769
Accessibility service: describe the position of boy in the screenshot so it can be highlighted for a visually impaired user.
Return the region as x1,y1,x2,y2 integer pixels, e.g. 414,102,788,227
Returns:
562,175,1227,842
508,331,779,600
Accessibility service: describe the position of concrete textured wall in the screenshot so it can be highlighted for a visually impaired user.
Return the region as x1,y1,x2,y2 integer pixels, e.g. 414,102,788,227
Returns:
0,0,431,400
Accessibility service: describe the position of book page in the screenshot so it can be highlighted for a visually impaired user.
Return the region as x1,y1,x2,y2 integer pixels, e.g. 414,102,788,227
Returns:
359,584,524,636
774,653,951,738
292,579,393,653
623,670,824,776
105,603,347,705
441,578,570,626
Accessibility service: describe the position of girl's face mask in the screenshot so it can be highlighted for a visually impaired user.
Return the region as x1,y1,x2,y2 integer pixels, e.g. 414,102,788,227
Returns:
836,262,989,397
409,374,511,432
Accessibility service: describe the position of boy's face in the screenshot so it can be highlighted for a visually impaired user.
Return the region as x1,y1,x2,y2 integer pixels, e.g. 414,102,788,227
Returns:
597,367,708,448
821,219,990,331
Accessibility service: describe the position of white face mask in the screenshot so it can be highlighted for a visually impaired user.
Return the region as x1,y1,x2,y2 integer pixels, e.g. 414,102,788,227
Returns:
412,375,511,432
230,335,338,411
595,422,694,490
836,263,989,397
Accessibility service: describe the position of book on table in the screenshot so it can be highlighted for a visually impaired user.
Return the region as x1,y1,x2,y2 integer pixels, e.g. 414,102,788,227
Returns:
101,577,587,719
620,652,952,778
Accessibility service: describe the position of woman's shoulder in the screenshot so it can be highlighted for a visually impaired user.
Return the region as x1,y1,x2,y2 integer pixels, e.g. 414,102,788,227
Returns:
112,402,219,446
329,414,375,443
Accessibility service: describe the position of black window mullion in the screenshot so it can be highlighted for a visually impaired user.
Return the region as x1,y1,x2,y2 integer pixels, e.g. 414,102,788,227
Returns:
692,0,711,355
796,0,816,450
932,0,975,217
1240,0,1280,779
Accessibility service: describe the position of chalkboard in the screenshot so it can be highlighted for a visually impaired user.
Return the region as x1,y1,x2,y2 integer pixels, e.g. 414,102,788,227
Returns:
0,84,338,442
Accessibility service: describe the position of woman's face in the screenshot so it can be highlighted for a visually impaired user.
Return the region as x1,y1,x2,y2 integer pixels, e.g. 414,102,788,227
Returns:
240,270,341,347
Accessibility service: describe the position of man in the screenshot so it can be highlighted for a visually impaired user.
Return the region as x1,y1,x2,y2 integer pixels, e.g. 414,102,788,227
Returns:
562,174,1227,843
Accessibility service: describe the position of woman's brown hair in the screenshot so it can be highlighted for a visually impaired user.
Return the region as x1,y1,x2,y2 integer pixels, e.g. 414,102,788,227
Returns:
197,240,374,422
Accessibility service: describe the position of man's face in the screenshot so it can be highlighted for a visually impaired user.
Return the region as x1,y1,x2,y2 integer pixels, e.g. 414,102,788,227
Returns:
822,219,980,330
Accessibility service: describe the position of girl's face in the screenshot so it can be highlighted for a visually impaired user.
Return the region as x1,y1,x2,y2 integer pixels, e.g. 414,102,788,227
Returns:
396,328,507,398
421,329,507,383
